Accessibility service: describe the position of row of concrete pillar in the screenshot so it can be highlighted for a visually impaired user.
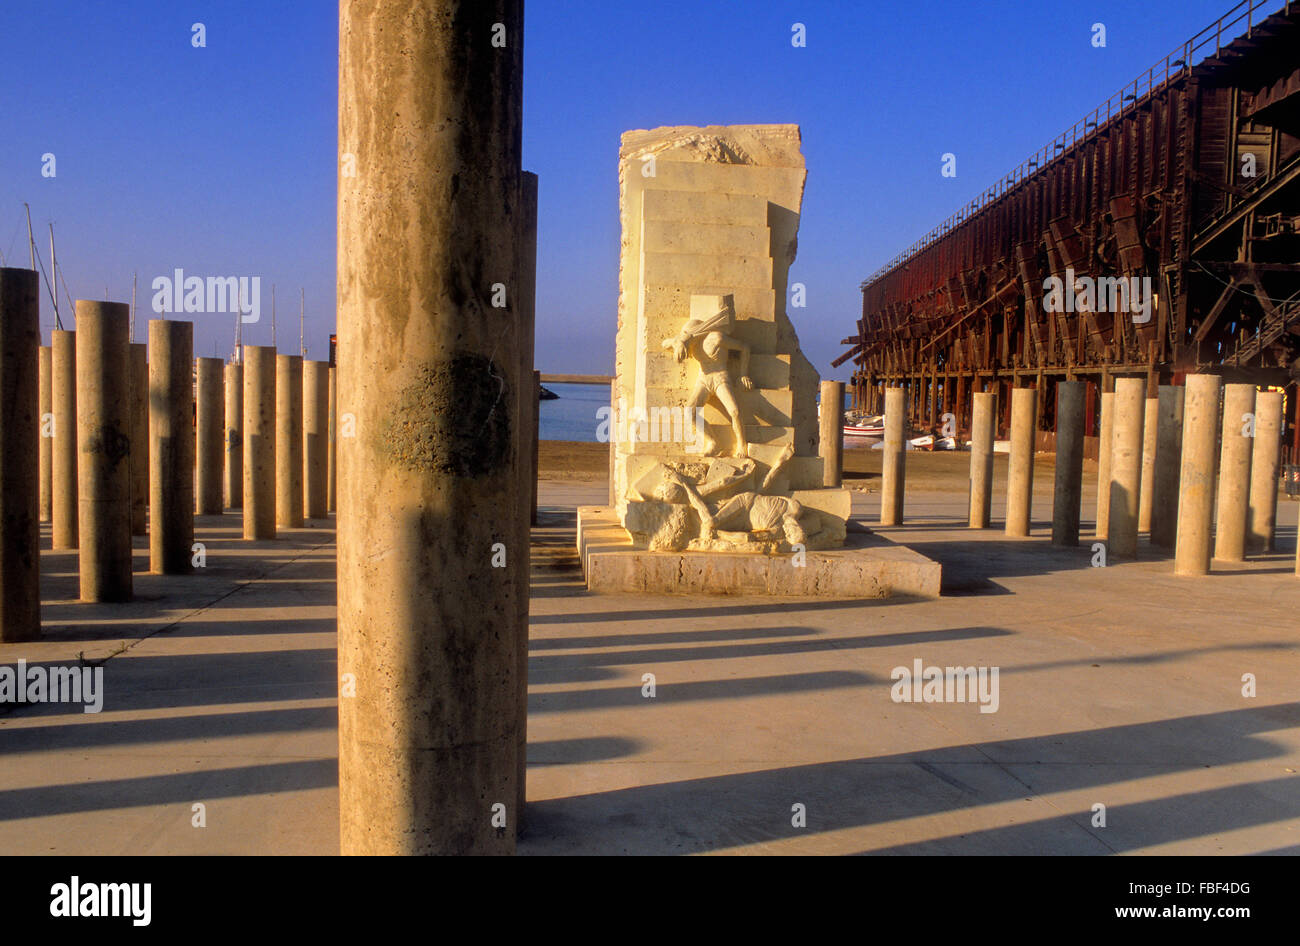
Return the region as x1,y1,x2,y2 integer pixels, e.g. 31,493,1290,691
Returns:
871,378,1293,576
1,277,340,640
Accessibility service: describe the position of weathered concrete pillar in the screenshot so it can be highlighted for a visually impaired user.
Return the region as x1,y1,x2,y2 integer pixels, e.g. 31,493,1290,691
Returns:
0,269,41,641
1137,397,1159,533
1174,374,1222,576
75,301,133,602
242,346,276,539
1051,380,1085,546
38,345,52,523
195,357,225,516
514,171,538,827
1106,378,1146,560
275,354,304,528
326,365,337,513
303,360,330,520
337,0,523,855
1248,390,1283,553
1094,391,1115,539
1005,386,1036,537
820,380,844,488
880,386,906,525
1214,383,1255,563
149,320,194,574
51,329,78,549
1150,384,1184,548
968,391,995,528
225,362,243,509
129,344,148,535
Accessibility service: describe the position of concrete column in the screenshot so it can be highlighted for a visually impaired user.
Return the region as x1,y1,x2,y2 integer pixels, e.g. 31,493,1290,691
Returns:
275,354,304,528
1005,386,1036,537
303,359,330,520
1106,378,1146,560
38,345,51,523
0,269,41,641
51,329,78,549
129,344,148,535
1248,390,1283,553
75,301,133,602
1094,391,1115,539
195,357,225,516
514,171,538,828
337,0,523,855
1150,384,1184,548
820,380,844,488
326,365,337,513
1137,397,1159,533
880,386,906,525
148,319,194,574
968,391,995,528
1214,383,1255,563
242,346,276,539
225,363,243,509
1051,380,1085,546
1174,374,1222,576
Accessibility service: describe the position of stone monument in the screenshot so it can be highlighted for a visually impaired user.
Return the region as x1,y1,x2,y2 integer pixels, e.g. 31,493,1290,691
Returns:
577,123,940,598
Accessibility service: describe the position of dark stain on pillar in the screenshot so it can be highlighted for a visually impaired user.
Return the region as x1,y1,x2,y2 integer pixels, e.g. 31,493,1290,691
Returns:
83,423,131,468
386,354,511,476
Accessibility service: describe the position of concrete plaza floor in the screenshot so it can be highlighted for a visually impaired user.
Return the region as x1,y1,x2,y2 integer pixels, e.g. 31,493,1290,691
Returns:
1,457,1297,854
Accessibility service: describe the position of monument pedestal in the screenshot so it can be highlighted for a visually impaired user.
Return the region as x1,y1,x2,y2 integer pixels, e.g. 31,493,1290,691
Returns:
577,506,941,598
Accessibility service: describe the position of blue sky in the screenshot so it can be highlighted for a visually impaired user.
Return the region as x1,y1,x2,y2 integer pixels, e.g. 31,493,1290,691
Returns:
0,0,1240,375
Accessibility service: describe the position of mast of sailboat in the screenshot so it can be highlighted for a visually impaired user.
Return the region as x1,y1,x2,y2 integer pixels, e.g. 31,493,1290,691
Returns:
233,281,243,364
130,273,137,343
271,283,277,348
299,287,305,357
24,203,36,271
49,224,61,330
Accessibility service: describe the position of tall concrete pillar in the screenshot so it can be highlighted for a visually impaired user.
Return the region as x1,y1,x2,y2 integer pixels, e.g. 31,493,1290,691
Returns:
326,365,337,513
1150,384,1184,548
1106,378,1146,560
51,329,78,549
0,269,41,642
1138,397,1159,533
242,346,276,539
148,319,194,574
225,362,243,509
38,345,51,523
303,360,329,520
1094,391,1115,539
75,301,133,602
880,386,906,525
337,0,523,855
1214,383,1255,563
820,380,844,488
1174,374,1222,576
968,391,995,528
513,171,538,827
1051,380,1085,546
1248,390,1283,553
129,344,148,535
195,357,225,515
1005,386,1036,537
275,354,304,528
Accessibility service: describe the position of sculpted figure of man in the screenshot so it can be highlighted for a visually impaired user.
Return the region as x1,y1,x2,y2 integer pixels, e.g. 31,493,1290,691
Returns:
662,294,752,458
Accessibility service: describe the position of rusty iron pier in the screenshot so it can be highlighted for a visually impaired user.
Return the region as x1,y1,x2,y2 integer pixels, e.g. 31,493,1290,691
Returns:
839,0,1300,461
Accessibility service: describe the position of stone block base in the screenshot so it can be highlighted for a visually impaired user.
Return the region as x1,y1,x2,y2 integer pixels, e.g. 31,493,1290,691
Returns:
577,506,941,598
